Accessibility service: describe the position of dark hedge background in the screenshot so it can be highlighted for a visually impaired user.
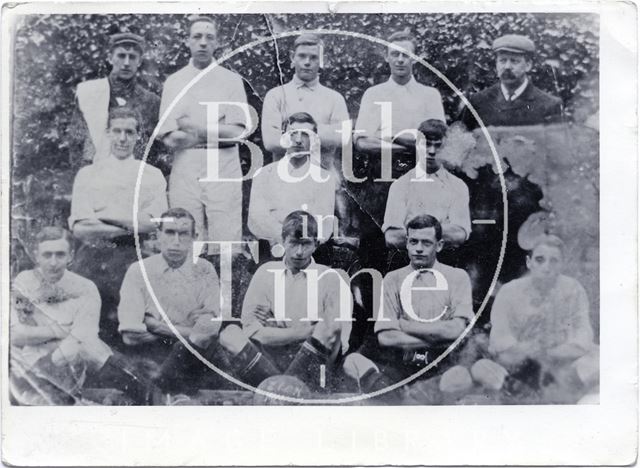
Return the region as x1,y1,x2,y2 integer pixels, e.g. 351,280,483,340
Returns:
9,13,599,328
12,13,598,174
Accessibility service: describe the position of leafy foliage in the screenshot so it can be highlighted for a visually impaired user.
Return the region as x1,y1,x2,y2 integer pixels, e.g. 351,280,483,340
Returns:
12,13,598,173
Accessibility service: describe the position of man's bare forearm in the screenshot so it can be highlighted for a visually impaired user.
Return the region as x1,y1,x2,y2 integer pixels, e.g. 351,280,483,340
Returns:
378,330,428,349
400,318,466,344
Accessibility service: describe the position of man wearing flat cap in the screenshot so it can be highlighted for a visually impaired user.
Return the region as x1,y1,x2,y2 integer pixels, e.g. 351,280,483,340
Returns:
460,34,563,129
69,32,161,165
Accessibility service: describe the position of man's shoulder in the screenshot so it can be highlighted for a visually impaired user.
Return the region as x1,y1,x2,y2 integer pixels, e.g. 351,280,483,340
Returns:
468,83,502,104
192,257,216,276
76,77,109,93
65,270,99,292
434,262,470,282
527,84,562,106
134,82,160,101
317,82,346,100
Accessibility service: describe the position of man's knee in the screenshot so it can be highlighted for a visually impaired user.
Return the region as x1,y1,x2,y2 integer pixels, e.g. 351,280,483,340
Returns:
311,319,342,350
219,324,249,355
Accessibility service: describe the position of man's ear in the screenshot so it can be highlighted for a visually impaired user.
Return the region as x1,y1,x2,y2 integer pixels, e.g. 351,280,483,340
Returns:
289,50,296,68
436,239,444,253
525,255,532,270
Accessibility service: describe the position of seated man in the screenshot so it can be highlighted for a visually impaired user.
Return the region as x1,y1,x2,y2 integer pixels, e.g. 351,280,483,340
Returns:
382,119,471,250
488,234,598,394
69,107,168,346
10,227,156,405
117,207,332,395
344,215,474,394
242,210,349,391
248,112,337,256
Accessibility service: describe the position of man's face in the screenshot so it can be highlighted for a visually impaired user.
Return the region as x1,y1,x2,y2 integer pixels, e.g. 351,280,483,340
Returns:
424,136,445,173
526,244,563,288
35,238,72,283
158,217,195,267
188,21,217,66
386,40,415,80
291,44,321,83
108,117,138,159
407,227,443,269
496,51,532,88
109,46,141,80
285,121,315,159
283,235,317,270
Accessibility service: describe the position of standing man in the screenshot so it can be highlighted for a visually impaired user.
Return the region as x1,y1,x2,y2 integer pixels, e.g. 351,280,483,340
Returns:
69,32,160,165
69,107,167,347
457,34,563,313
261,33,351,238
459,34,562,129
352,31,446,273
261,33,350,169
158,15,251,254
354,31,446,169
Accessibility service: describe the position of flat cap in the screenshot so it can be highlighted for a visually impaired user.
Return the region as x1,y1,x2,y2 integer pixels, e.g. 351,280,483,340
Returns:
109,32,144,50
492,34,535,54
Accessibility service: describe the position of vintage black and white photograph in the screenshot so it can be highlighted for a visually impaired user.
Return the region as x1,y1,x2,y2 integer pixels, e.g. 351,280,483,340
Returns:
2,1,638,465
4,8,605,408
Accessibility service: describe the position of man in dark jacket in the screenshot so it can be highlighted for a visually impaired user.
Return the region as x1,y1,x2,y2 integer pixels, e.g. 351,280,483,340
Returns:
460,34,563,129
457,35,563,320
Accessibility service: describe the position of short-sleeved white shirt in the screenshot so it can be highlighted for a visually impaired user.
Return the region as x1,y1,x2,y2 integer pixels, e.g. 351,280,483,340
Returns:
382,166,471,237
68,154,167,228
117,254,221,334
248,157,337,245
375,261,474,334
241,259,351,353
354,76,446,140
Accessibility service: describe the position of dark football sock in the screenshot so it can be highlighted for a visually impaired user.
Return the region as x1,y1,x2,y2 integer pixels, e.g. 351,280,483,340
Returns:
229,341,280,387
97,353,158,405
285,337,332,391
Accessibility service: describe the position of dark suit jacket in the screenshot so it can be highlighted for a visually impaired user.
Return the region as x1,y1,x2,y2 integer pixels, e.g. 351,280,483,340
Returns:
459,81,563,130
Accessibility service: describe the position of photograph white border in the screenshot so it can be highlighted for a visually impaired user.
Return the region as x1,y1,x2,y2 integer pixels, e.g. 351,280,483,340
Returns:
1,1,637,466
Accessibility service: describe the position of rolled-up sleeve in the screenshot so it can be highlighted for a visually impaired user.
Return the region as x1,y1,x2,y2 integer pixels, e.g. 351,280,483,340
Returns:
381,179,407,233
451,271,474,322
117,263,148,334
70,281,101,342
198,261,223,319
224,75,250,128
141,167,168,220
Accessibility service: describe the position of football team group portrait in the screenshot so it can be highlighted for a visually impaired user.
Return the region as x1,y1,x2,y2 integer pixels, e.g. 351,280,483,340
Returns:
8,12,600,406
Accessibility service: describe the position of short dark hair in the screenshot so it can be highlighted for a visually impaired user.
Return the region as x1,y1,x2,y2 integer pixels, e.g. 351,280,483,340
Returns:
157,207,197,237
107,107,141,133
286,112,318,134
418,119,448,140
188,15,217,34
293,33,323,51
34,226,74,252
387,31,417,51
405,214,442,241
282,210,318,241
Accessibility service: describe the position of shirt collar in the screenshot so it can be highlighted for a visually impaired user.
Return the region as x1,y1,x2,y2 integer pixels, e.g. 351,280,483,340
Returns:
413,164,448,181
387,75,417,90
282,257,317,277
106,153,134,164
409,260,442,273
158,254,192,275
292,75,319,90
501,77,529,101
